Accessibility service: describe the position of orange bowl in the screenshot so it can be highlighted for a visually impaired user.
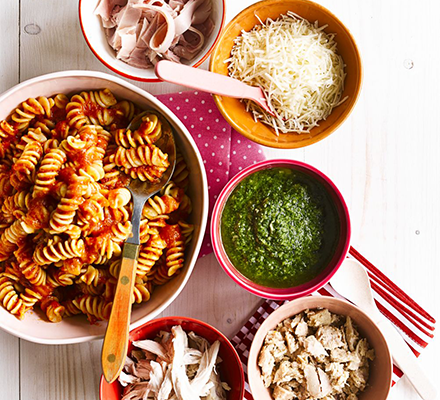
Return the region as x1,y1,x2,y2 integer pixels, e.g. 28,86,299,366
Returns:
209,0,363,149
248,297,393,400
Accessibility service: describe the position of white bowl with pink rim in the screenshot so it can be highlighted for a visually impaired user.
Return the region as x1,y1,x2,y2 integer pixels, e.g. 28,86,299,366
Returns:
0,70,208,344
79,0,226,83
211,159,351,300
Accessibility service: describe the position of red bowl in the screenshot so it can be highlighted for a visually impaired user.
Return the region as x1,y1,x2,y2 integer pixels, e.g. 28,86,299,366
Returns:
99,316,245,400
211,159,351,300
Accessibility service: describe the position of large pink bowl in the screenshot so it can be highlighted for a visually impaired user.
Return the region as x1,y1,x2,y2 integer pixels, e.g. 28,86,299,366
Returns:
211,159,351,300
100,316,245,400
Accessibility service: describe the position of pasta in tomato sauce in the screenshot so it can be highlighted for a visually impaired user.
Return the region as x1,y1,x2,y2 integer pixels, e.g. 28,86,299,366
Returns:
0,89,193,323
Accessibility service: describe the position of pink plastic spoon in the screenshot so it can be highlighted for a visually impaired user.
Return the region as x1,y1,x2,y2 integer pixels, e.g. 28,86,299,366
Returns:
155,60,275,116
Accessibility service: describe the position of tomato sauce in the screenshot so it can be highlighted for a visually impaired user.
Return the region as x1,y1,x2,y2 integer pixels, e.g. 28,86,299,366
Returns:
160,224,182,247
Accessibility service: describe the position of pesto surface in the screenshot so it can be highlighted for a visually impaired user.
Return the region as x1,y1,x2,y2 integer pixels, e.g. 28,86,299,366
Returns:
221,168,339,288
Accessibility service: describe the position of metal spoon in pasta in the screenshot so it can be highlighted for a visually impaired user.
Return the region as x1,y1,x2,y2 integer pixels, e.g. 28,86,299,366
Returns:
101,111,176,384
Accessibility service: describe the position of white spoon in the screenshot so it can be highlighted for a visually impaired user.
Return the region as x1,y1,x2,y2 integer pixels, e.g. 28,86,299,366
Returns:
330,259,437,400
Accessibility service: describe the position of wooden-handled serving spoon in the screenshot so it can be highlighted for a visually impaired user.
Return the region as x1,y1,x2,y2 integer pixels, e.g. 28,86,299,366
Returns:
101,112,176,384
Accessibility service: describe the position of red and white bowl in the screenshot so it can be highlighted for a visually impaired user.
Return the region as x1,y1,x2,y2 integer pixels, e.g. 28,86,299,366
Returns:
100,316,245,400
211,159,351,300
79,0,226,82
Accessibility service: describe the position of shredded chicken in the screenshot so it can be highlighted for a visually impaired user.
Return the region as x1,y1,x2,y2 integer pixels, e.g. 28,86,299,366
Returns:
120,325,230,400
95,0,215,69
258,309,375,400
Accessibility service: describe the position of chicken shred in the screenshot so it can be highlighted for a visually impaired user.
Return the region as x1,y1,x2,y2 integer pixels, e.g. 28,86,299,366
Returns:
120,325,229,400
258,309,375,400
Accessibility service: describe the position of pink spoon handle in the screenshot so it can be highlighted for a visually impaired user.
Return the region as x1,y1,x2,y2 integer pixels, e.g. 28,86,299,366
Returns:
155,60,273,114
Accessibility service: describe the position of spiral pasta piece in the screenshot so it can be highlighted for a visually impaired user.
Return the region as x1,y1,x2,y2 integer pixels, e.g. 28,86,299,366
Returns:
136,235,167,278
62,299,81,317
47,268,77,287
124,165,168,182
17,257,46,286
65,95,90,130
139,219,165,244
107,188,131,209
1,191,31,223
113,144,169,171
33,237,85,265
33,148,67,196
0,172,14,198
113,100,135,121
13,141,43,183
77,281,104,297
132,278,153,303
0,220,32,261
173,152,190,188
142,194,179,220
10,97,54,132
0,120,16,139
164,239,185,277
73,294,112,322
41,296,65,323
20,287,43,308
151,261,178,286
0,275,28,319
108,259,121,279
137,113,164,144
49,183,86,234
33,117,56,136
178,220,194,245
78,265,107,287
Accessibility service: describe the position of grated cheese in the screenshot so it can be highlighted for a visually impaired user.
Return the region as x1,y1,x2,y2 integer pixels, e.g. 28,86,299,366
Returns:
227,12,347,135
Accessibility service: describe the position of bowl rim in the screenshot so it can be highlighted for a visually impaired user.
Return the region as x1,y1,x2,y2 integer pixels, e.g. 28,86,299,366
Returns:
99,315,246,399
211,159,351,300
79,0,227,83
208,0,363,149
247,296,393,399
0,70,209,344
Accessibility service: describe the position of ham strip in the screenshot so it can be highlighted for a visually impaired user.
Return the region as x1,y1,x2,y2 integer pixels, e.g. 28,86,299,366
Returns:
95,0,214,69
95,0,127,21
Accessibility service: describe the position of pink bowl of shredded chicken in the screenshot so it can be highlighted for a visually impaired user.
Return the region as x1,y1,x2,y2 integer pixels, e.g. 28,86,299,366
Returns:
79,0,225,82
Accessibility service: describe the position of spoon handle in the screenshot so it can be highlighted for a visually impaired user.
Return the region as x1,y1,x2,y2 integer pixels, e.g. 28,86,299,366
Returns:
101,243,139,383
376,318,437,400
155,60,262,101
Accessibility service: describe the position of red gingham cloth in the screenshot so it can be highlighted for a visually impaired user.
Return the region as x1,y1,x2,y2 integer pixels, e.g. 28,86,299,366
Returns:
232,247,436,398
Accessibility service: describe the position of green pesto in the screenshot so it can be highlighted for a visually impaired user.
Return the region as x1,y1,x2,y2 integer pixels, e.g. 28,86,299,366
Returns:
221,168,339,288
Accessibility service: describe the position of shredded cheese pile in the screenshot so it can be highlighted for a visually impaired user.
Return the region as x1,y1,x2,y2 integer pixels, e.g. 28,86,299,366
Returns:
227,12,347,135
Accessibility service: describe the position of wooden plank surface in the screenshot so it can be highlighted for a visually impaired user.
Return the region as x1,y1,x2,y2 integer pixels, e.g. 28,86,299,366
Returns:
0,2,21,400
0,0,438,399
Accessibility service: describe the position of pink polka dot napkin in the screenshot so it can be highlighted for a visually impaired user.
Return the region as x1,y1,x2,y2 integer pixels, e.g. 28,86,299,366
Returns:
157,91,266,257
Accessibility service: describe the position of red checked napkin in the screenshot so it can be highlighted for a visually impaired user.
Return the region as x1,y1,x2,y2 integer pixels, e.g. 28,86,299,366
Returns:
157,91,265,256
232,247,436,398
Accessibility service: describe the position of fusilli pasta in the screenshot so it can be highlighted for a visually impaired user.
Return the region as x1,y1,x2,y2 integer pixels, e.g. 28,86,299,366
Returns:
0,89,194,323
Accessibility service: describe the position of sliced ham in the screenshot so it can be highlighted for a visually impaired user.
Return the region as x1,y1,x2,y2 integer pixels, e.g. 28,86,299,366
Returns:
96,0,214,69
95,0,128,21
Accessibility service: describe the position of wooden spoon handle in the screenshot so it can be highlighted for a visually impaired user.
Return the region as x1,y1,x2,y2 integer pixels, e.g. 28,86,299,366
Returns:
101,243,139,384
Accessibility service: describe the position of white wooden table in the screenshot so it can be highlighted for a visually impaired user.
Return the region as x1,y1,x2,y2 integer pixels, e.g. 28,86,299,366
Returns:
1,0,439,399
